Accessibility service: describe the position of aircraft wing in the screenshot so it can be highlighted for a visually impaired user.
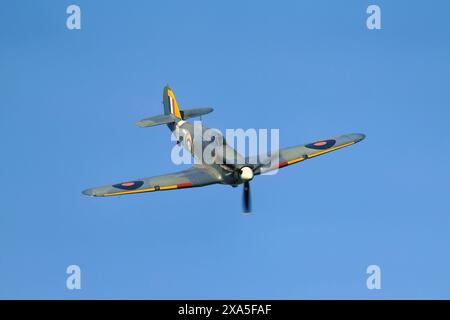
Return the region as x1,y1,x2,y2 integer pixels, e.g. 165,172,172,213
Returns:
82,165,222,197
256,133,365,174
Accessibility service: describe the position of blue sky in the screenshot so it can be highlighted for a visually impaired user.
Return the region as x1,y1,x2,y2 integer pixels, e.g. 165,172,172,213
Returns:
1,0,450,299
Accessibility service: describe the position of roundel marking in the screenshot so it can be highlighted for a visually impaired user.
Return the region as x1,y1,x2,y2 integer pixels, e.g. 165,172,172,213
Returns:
305,139,336,150
121,182,135,187
113,180,144,190
186,135,192,152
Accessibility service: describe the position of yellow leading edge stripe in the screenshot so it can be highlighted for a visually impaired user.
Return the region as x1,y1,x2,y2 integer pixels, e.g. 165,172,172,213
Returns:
160,185,178,191
307,141,355,158
287,157,305,165
104,187,156,197
104,183,185,196
280,141,356,168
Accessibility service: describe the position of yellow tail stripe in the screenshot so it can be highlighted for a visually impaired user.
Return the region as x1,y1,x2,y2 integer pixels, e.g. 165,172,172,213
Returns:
167,89,182,118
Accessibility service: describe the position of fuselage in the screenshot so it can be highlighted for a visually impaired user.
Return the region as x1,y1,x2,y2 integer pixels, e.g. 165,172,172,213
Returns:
169,120,251,186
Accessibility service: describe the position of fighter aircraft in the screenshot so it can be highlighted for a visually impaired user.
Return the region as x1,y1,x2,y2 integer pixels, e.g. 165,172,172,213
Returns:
82,86,365,213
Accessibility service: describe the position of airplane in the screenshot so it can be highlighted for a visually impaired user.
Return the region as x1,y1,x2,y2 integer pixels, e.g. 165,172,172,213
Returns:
82,86,365,213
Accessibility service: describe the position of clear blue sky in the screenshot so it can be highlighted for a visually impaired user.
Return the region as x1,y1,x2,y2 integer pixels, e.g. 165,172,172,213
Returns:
1,0,450,299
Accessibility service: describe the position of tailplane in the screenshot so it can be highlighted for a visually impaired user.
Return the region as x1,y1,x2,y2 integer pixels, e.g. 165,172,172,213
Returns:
136,85,214,128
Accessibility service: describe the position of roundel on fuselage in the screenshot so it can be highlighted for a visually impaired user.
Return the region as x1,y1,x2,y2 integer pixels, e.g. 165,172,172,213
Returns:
186,134,192,152
305,139,336,150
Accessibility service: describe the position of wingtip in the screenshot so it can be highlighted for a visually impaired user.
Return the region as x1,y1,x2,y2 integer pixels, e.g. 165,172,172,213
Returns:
349,133,366,143
82,188,94,196
355,133,366,142
135,121,146,128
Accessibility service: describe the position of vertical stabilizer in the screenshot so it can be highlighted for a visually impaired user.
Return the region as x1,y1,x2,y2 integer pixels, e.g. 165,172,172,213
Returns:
163,86,182,119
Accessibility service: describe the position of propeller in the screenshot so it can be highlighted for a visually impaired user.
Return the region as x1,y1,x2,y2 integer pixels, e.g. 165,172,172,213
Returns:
238,166,254,213
242,181,251,213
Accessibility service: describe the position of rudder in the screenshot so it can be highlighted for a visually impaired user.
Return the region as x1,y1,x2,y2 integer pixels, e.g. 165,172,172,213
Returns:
163,86,182,119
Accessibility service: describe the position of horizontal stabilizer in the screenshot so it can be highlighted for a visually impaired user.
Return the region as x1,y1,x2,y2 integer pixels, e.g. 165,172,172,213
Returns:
180,108,213,120
136,114,177,128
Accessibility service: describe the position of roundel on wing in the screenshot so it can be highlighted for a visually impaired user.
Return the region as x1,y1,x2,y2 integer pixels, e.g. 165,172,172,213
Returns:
113,180,144,190
305,139,336,150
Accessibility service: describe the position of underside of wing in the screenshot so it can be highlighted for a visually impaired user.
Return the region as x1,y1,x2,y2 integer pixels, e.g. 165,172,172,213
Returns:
82,165,222,197
257,133,365,174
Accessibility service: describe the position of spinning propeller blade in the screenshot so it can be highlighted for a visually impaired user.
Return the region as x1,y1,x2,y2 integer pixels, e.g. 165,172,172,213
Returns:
243,181,251,213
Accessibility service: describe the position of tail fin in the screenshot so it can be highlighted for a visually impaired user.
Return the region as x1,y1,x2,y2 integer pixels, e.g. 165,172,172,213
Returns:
137,86,214,128
163,86,182,119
